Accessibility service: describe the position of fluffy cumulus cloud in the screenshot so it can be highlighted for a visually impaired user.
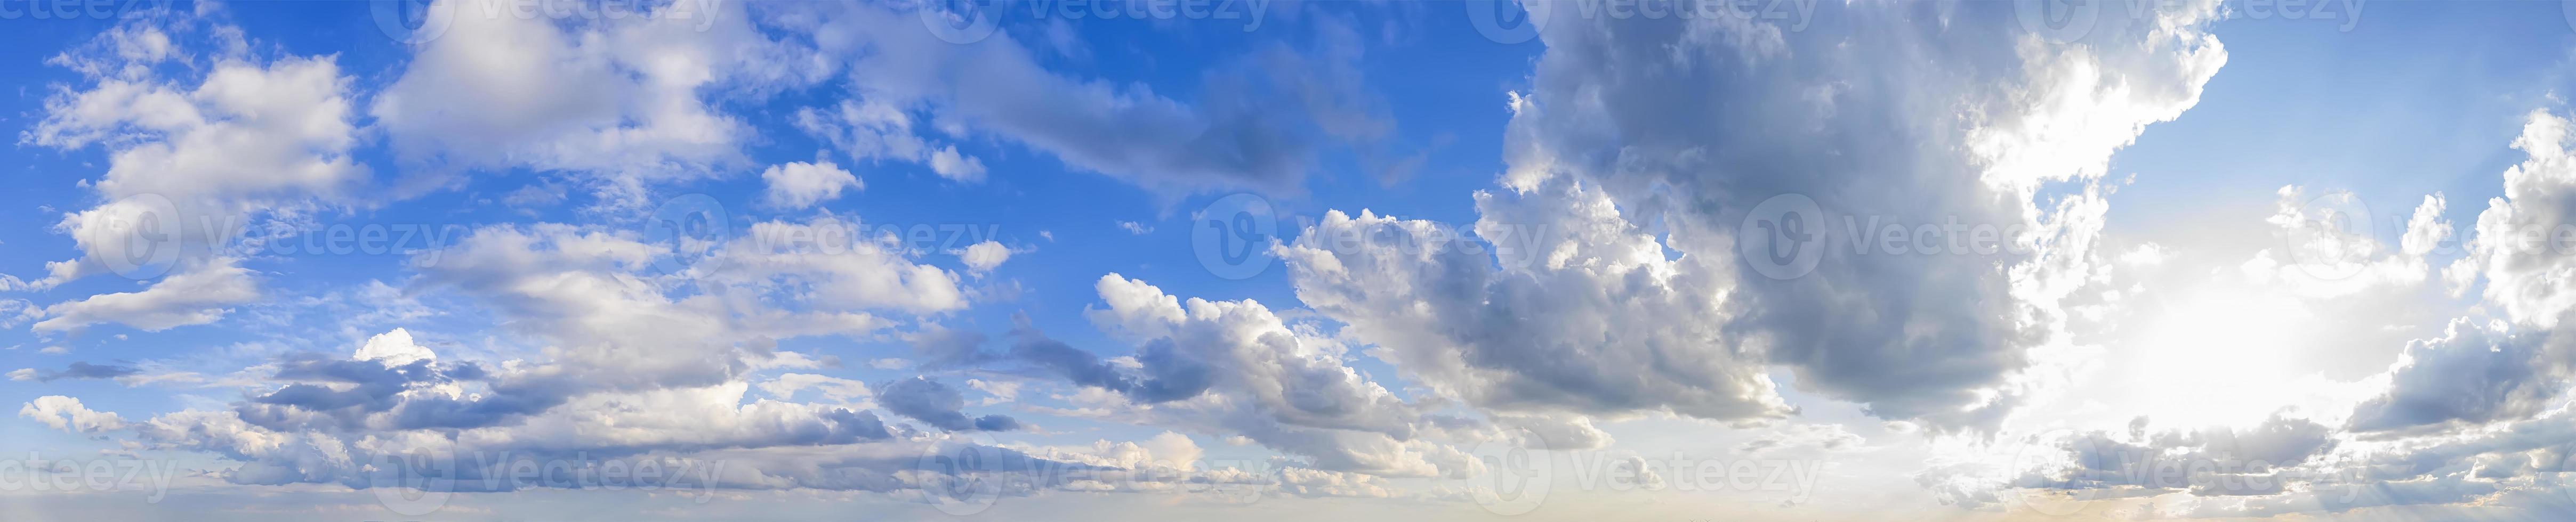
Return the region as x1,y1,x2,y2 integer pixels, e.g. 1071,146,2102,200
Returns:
987,274,1544,478
958,240,1011,273
759,160,861,209
2452,109,2576,327
1283,0,2226,432
371,0,823,204
20,396,126,433
19,11,363,332
2345,319,2567,435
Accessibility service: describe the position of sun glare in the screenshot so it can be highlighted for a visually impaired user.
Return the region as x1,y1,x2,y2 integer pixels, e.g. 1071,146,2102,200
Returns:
2124,286,2315,429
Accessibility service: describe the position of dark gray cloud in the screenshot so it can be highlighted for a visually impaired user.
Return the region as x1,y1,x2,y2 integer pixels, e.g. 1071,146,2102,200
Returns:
1007,321,1211,404
2347,320,2570,434
879,376,1019,433
238,353,506,431
2009,415,2336,498
30,362,140,382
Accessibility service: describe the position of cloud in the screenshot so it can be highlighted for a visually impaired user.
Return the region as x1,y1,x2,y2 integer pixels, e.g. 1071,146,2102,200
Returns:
32,257,259,332
958,240,1011,273
758,373,873,404
20,396,126,433
1280,0,2226,433
1965,414,2339,508
878,376,1020,432
13,362,142,382
20,14,361,330
928,145,988,183
793,3,1392,196
2347,320,2568,435
2450,109,2576,327
1004,274,1510,477
350,328,437,367
2240,186,2444,298
371,0,820,205
759,160,861,209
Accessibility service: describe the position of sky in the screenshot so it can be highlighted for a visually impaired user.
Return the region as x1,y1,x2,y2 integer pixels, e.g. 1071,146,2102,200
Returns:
3,0,2576,520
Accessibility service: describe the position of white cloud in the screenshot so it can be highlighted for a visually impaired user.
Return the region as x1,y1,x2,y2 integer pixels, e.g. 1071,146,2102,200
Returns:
756,373,873,404
20,22,361,335
371,0,819,205
33,257,258,332
759,160,861,209
1011,274,1506,477
2449,109,2576,327
928,145,988,183
20,396,126,433
350,328,437,367
2240,186,2441,298
959,240,1011,273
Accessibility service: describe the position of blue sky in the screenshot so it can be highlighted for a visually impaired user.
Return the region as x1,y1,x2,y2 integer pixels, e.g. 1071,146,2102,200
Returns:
7,1,2576,520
